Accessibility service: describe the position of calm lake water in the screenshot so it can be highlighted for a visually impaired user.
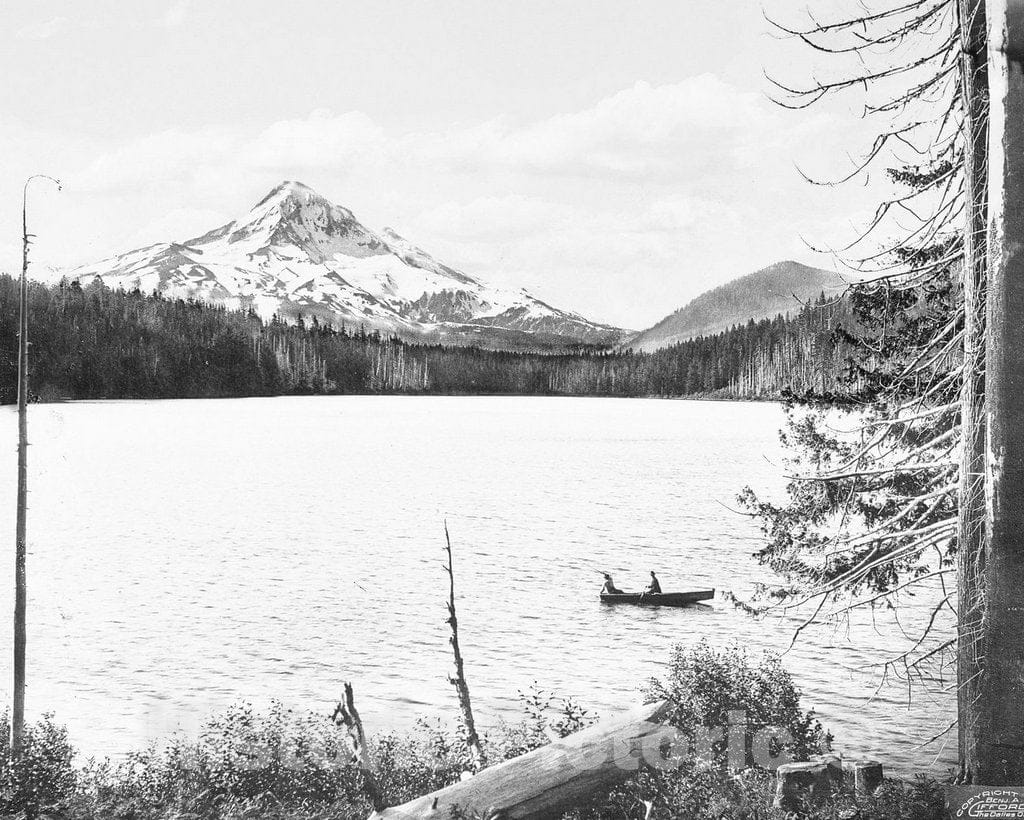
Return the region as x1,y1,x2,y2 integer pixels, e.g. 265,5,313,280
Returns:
0,396,955,773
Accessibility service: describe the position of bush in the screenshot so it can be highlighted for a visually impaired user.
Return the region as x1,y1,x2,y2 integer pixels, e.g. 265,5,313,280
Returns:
0,650,945,820
372,684,594,807
68,690,594,819
645,639,830,765
575,766,945,820
0,711,78,818
76,700,369,819
487,684,595,761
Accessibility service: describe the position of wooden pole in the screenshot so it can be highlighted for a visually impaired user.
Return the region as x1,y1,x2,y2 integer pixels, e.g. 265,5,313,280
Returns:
13,174,59,757
977,0,1024,783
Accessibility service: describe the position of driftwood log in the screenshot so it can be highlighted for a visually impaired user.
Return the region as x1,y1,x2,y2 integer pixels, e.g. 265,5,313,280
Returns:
370,699,671,820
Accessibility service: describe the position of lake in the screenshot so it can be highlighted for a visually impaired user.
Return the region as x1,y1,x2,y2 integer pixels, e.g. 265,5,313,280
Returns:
0,395,955,774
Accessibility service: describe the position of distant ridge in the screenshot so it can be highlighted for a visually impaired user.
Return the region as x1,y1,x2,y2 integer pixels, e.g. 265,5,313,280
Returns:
626,260,847,353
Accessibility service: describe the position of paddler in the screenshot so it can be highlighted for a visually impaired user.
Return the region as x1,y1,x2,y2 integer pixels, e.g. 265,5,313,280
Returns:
601,573,624,594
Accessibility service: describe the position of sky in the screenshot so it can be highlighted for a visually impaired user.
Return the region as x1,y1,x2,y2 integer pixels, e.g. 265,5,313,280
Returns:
1,0,894,329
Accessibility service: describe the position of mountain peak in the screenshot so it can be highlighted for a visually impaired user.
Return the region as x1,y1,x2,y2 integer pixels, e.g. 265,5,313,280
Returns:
254,180,320,209
66,183,626,349
187,181,379,262
275,179,313,194
249,180,354,223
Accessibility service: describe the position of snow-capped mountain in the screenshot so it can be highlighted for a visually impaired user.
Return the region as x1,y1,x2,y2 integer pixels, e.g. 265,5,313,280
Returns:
63,181,624,349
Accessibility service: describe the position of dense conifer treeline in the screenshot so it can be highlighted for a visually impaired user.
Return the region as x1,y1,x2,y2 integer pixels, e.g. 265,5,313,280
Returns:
0,274,854,403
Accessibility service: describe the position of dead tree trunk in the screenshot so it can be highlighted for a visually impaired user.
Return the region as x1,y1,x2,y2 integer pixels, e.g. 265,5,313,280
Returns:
976,0,1024,783
956,0,990,783
443,522,486,769
333,682,386,812
370,700,670,820
12,175,58,757
13,188,30,757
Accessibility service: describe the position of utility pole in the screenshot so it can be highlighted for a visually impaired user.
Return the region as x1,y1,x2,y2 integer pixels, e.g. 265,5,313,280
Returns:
975,0,1024,784
13,174,60,757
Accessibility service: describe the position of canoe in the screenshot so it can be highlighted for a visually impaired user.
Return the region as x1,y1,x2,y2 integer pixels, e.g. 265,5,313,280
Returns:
599,590,715,607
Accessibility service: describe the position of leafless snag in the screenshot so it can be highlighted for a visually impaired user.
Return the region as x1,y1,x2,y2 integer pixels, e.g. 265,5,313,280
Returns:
443,521,487,770
13,173,61,758
332,681,386,812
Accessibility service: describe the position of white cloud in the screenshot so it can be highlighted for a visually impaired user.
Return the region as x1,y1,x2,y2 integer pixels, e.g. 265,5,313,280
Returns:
16,16,70,40
410,195,571,242
118,208,230,249
240,110,386,170
75,128,235,192
68,76,802,194
159,0,191,28
483,76,775,176
402,193,753,324
33,75,886,326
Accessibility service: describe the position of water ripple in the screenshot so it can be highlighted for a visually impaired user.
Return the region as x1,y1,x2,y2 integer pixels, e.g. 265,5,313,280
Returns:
0,396,955,774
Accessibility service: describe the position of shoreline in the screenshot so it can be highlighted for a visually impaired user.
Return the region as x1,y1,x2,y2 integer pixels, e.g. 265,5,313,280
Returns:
1,390,784,407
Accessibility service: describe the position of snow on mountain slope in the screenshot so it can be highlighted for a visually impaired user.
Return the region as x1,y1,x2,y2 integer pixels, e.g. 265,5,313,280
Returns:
63,181,624,348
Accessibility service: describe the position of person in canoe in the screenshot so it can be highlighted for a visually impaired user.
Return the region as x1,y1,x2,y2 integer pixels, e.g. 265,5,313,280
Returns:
601,573,624,595
644,571,662,595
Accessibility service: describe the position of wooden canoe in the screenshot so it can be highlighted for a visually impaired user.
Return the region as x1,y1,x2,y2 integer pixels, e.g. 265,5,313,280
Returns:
600,589,715,607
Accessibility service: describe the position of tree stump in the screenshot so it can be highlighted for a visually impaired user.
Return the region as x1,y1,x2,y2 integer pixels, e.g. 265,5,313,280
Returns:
773,760,838,812
853,760,883,795
819,754,844,788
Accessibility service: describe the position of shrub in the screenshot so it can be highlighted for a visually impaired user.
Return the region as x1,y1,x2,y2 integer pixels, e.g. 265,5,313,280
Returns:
0,711,78,818
572,764,945,820
76,700,369,819
0,651,945,820
645,639,830,765
487,684,595,761
372,684,594,807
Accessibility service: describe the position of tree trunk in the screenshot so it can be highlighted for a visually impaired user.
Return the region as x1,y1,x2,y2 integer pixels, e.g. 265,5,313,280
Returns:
12,191,31,758
443,522,486,769
975,0,1024,782
370,700,671,820
957,0,990,783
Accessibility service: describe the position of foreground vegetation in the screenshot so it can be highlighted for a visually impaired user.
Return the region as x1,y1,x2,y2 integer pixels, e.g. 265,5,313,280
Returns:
0,643,945,820
0,275,849,404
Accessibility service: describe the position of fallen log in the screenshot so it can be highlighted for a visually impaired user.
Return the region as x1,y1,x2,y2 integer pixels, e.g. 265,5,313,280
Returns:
371,699,671,820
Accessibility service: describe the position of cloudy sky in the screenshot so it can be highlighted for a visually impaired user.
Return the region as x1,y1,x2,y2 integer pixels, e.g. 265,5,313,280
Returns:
2,0,891,329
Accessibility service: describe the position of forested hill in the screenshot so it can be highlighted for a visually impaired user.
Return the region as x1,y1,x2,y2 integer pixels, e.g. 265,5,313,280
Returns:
627,261,845,353
0,275,853,403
